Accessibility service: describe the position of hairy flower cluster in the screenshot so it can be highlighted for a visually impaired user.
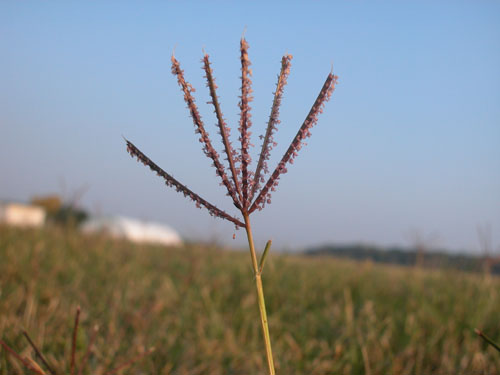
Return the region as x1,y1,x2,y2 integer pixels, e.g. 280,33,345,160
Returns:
251,54,293,201
202,54,243,204
238,38,254,207
126,140,244,227
126,38,337,227
171,55,241,210
250,72,337,213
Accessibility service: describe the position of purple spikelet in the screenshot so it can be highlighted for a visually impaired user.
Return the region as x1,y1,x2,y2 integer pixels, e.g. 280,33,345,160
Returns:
250,54,292,202
171,55,241,210
249,72,338,213
202,53,243,204
126,39,337,229
126,140,244,228
238,38,254,209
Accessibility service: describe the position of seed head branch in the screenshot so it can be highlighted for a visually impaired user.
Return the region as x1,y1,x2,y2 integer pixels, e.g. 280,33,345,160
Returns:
238,38,254,209
126,140,245,228
70,306,81,375
77,325,99,375
22,330,56,375
171,55,241,209
202,54,244,205
0,339,46,375
250,54,293,202
250,72,338,213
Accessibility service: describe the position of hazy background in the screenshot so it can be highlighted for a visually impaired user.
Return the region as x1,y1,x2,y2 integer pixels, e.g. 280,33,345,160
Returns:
1,1,499,253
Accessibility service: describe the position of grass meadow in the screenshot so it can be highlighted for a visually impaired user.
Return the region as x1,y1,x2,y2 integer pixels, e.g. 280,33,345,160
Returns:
0,225,499,374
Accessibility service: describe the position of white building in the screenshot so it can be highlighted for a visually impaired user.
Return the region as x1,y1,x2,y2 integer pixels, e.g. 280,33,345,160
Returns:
81,216,182,246
0,201,46,227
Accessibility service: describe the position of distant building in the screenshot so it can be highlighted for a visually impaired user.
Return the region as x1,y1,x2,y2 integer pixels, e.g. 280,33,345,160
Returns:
0,201,46,227
81,215,182,246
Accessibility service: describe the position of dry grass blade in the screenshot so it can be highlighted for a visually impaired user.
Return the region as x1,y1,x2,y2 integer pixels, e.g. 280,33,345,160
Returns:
27,358,47,375
475,328,500,352
126,139,244,228
202,53,243,206
171,54,240,209
71,306,81,375
238,37,253,208
103,348,155,375
22,330,56,375
0,339,46,375
76,325,99,375
251,55,292,202
250,72,338,213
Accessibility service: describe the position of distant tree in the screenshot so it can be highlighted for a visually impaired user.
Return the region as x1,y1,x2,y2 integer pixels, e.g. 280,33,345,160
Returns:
31,195,62,216
31,193,88,227
52,204,88,226
305,242,491,275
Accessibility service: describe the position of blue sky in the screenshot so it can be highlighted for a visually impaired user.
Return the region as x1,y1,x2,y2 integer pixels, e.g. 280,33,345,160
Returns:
1,2,499,253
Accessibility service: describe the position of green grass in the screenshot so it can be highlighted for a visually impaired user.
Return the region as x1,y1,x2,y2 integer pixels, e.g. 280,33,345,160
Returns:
0,225,499,374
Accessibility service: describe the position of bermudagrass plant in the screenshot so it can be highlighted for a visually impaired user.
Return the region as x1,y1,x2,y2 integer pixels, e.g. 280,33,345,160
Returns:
125,38,337,375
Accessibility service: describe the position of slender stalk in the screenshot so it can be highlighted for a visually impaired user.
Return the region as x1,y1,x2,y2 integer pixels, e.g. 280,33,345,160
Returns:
71,306,81,375
103,348,155,375
77,325,99,375
203,54,244,205
243,213,275,375
0,339,45,375
475,328,500,352
22,330,55,375
250,55,292,202
126,139,244,228
171,55,241,210
249,72,337,213
239,38,253,207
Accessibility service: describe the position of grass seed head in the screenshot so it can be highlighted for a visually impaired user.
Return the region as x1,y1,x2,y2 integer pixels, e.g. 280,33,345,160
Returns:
127,39,336,222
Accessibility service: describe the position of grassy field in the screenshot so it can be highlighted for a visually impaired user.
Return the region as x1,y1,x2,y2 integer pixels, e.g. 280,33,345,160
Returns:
0,225,499,375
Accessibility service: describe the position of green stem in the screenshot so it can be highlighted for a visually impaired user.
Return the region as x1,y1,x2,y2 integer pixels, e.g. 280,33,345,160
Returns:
243,213,276,375
475,328,500,352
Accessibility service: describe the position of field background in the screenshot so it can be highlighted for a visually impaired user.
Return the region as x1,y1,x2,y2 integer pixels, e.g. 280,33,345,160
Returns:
1,225,499,375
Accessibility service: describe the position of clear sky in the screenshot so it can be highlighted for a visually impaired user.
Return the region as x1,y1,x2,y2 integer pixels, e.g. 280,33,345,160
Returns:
1,1,499,253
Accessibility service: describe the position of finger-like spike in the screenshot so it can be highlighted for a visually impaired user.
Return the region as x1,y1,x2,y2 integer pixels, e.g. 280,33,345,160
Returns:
171,55,241,210
250,54,292,202
126,139,245,228
239,38,254,209
250,72,338,213
22,330,56,375
202,53,244,206
76,325,99,375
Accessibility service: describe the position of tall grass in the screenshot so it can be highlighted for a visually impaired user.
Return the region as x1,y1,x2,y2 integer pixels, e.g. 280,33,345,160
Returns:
1,225,499,374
